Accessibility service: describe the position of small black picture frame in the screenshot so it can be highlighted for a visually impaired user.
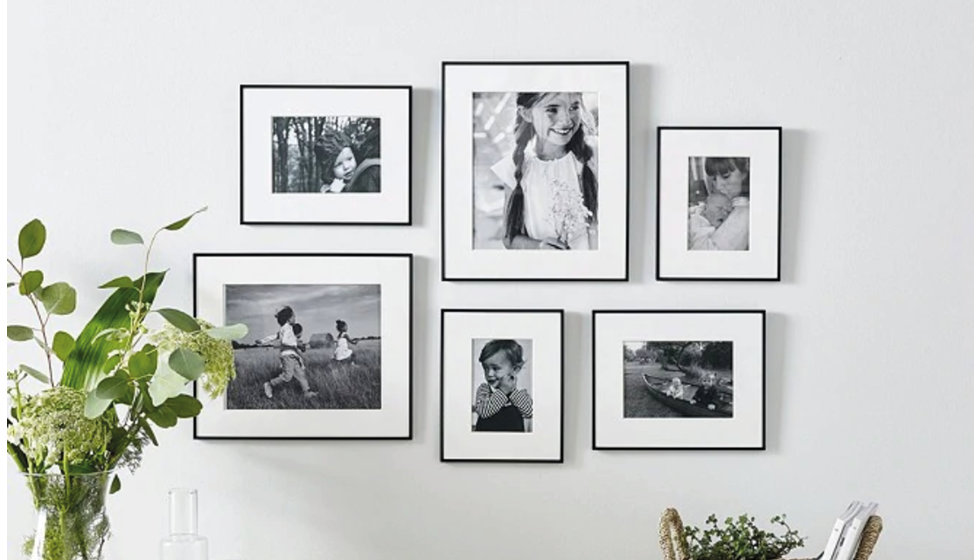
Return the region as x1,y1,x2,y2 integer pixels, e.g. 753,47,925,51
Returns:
441,308,565,463
592,309,766,450
441,61,630,282
656,126,782,281
240,84,412,226
192,252,413,440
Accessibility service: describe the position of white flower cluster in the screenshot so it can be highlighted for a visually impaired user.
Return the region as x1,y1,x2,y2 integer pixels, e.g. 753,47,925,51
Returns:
549,177,592,246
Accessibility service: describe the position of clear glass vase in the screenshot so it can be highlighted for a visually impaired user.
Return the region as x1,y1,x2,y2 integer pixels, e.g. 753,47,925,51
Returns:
18,471,114,560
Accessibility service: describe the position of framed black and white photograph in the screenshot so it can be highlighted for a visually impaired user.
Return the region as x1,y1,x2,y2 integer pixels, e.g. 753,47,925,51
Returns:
593,310,765,450
240,85,411,225
193,253,412,439
441,309,563,462
657,127,782,280
442,62,629,281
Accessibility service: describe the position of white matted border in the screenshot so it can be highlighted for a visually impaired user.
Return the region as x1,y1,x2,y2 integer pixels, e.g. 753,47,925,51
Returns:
593,310,765,450
241,85,411,225
441,310,564,462
193,253,412,439
657,127,781,280
442,62,629,280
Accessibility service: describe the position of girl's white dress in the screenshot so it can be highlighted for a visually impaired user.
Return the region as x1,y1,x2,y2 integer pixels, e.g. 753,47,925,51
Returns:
334,334,353,361
491,140,597,250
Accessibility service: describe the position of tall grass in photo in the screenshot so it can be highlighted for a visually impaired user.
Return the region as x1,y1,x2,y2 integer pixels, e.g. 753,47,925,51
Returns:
227,339,382,410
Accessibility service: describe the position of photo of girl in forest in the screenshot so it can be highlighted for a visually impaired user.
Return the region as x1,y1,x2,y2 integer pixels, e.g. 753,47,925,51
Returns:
272,116,381,194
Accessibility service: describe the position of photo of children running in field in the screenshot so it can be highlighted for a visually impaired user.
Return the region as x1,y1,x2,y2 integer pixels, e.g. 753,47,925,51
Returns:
223,284,382,410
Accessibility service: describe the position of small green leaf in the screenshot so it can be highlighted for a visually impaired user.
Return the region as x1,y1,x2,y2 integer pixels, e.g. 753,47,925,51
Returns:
110,229,143,245
39,282,77,315
95,375,129,400
84,390,113,418
139,417,159,446
110,475,122,494
18,270,43,295
204,323,249,340
98,276,135,289
166,394,203,418
156,308,200,332
102,354,122,374
7,326,34,341
129,349,157,377
163,206,207,231
147,406,178,428
18,219,46,259
19,364,50,384
52,331,76,362
168,348,204,380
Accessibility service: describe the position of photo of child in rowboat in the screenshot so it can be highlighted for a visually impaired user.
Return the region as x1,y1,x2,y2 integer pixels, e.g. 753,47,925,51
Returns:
622,340,733,418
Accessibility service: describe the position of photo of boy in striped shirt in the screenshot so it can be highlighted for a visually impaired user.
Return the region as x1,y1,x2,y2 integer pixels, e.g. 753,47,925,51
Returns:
472,339,533,432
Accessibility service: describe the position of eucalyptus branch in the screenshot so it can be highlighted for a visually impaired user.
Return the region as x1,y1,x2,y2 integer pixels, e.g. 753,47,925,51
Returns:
7,258,56,387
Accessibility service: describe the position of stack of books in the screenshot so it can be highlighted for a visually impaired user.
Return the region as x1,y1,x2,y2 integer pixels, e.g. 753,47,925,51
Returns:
819,501,879,560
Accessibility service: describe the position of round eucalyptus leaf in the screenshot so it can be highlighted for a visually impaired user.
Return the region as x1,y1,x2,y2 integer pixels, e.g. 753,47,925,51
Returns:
95,375,129,400
166,394,203,418
52,331,76,362
7,325,34,341
18,219,46,259
39,282,77,315
18,270,43,295
168,348,204,380
110,229,144,245
156,308,201,332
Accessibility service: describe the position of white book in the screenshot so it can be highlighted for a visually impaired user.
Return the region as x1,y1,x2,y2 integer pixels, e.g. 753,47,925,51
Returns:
820,501,862,560
835,502,879,560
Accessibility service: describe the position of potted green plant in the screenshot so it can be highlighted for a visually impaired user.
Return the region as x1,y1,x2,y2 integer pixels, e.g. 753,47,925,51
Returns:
6,209,246,560
682,513,806,560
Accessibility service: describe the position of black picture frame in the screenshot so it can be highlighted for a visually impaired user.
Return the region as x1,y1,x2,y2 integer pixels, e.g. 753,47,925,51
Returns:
441,61,630,282
592,309,766,451
440,308,565,463
192,252,413,440
239,84,413,226
656,126,782,281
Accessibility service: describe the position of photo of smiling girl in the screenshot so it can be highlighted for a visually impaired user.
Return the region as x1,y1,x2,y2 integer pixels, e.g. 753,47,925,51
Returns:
472,91,598,250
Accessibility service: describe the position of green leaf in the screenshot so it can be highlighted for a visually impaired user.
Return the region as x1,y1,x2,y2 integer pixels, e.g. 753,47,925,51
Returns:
163,206,207,231
156,308,200,332
147,406,178,428
205,323,249,341
110,474,122,494
52,331,75,362
128,349,157,377
7,325,34,341
110,229,143,245
168,348,204,380
139,417,159,446
18,219,46,259
98,276,134,289
95,375,129,400
148,353,189,406
19,364,50,384
18,270,43,295
62,272,166,391
39,282,77,315
84,390,113,418
166,394,203,418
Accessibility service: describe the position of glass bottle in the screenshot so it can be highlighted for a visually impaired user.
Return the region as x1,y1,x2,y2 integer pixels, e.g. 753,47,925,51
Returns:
160,488,208,560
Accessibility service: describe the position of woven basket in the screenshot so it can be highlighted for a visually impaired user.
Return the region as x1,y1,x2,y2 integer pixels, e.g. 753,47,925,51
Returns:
659,508,883,560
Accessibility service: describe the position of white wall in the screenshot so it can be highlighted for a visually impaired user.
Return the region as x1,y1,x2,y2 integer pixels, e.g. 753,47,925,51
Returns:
6,1,973,558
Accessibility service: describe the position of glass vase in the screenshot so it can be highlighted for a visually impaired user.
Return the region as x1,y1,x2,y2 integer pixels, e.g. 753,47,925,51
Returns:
18,470,114,560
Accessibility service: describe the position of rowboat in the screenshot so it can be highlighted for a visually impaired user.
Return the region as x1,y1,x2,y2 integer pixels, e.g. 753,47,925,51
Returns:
641,373,732,418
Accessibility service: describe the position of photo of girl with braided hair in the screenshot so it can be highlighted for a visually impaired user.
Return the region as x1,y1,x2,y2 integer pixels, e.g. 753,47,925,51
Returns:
472,91,599,250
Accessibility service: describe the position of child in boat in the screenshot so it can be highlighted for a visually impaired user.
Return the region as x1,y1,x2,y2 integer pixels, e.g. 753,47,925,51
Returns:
664,377,685,399
691,373,719,411
472,339,533,432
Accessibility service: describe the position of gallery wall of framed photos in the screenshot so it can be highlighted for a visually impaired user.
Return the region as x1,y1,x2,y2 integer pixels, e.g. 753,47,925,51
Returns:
9,2,971,558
